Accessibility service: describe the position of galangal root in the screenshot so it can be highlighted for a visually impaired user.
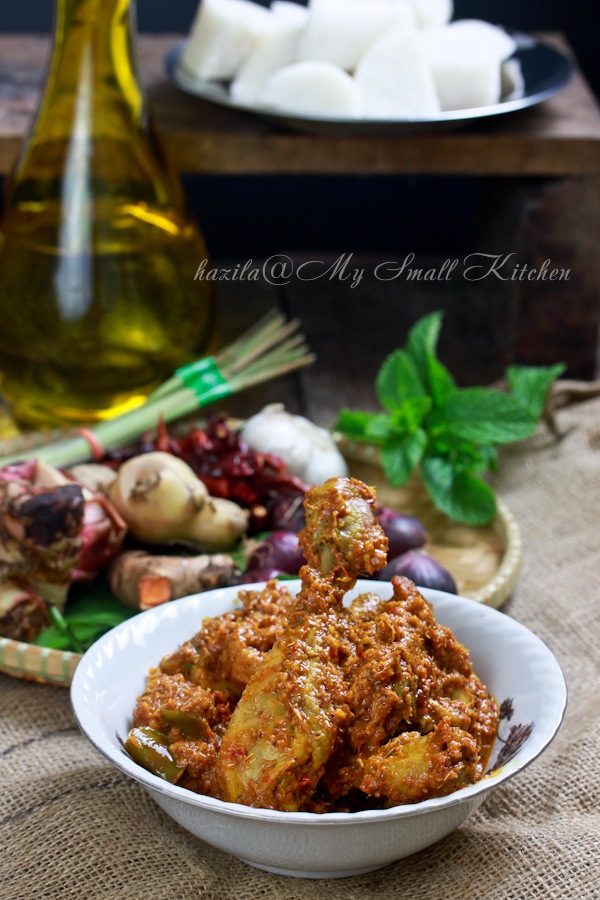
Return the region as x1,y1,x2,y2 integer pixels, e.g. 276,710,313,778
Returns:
109,550,240,611
0,460,126,641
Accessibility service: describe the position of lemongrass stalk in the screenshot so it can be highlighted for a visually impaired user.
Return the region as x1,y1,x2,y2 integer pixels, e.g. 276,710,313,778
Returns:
223,319,303,378
227,346,313,387
147,310,295,402
0,382,232,468
228,355,317,392
215,309,288,369
235,336,312,371
0,310,315,469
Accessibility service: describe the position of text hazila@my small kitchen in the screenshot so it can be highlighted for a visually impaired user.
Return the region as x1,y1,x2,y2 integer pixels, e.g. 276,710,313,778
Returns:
194,252,571,289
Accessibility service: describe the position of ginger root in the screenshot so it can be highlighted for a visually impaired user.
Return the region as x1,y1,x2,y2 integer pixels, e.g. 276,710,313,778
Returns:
109,550,241,611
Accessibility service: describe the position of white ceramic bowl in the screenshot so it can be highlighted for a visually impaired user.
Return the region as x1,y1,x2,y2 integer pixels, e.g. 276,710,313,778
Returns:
71,581,566,879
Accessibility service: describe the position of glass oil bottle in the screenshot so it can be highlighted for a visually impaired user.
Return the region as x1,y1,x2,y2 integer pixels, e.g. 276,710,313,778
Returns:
0,0,215,426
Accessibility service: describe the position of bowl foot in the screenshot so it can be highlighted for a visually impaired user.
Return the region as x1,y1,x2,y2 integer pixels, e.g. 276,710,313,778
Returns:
240,858,387,879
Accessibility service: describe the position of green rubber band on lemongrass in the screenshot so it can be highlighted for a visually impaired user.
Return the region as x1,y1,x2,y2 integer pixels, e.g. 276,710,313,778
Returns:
178,358,233,401
148,356,221,402
0,310,316,469
176,356,220,381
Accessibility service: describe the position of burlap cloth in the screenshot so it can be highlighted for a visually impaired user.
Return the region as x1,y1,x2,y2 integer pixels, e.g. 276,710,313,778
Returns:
1,396,599,900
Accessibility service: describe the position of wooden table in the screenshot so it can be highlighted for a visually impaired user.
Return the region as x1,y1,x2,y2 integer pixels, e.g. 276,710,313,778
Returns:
1,32,600,408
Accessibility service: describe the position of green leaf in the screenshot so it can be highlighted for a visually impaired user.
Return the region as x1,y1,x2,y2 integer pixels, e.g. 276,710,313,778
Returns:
429,432,488,469
380,431,427,486
376,350,425,411
392,396,432,432
337,313,562,525
48,607,85,654
34,580,133,652
406,311,444,386
426,355,456,406
334,409,374,440
34,629,78,652
420,456,497,525
435,388,538,445
506,363,565,419
477,444,499,473
365,414,403,444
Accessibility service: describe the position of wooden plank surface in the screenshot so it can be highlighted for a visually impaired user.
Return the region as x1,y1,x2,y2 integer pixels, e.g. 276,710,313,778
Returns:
1,34,600,176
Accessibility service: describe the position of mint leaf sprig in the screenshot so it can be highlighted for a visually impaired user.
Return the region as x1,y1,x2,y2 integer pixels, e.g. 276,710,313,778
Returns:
336,312,564,526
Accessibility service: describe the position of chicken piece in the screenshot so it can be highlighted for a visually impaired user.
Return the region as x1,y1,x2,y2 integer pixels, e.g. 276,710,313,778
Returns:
214,569,352,810
299,476,388,589
380,579,499,774
349,578,483,728
132,669,231,738
214,477,388,811
360,718,479,804
160,580,295,699
429,680,499,777
319,577,498,806
170,738,222,796
317,584,423,805
129,668,232,794
344,641,417,753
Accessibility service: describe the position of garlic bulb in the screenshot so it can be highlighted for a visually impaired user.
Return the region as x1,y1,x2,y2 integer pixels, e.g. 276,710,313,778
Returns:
241,404,349,485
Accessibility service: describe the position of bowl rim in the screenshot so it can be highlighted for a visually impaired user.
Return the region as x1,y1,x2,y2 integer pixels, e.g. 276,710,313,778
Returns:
71,582,567,825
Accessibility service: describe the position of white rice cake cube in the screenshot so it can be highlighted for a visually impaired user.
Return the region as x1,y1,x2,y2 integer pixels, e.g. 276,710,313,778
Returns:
231,16,306,105
429,54,502,110
261,60,364,118
296,0,417,73
409,0,453,29
355,29,441,119
271,1,310,26
422,19,516,110
424,19,517,63
502,58,525,100
181,0,275,82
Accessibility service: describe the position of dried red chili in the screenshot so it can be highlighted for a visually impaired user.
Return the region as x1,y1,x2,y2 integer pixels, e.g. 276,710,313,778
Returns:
103,415,308,535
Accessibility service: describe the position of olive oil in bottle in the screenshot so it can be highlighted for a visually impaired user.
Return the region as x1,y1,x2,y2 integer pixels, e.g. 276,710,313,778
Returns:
0,0,215,427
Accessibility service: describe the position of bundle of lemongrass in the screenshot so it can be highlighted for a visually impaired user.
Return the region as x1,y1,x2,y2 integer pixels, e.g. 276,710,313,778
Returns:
0,310,315,469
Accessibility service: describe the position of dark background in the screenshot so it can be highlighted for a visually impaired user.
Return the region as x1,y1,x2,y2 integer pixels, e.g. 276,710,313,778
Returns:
0,1,597,259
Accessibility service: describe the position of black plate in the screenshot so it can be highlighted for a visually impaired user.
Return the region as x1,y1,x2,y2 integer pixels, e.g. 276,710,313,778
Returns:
165,28,574,136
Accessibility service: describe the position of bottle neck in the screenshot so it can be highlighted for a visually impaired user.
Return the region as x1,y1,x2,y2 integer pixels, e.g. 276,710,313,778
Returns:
39,0,145,134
